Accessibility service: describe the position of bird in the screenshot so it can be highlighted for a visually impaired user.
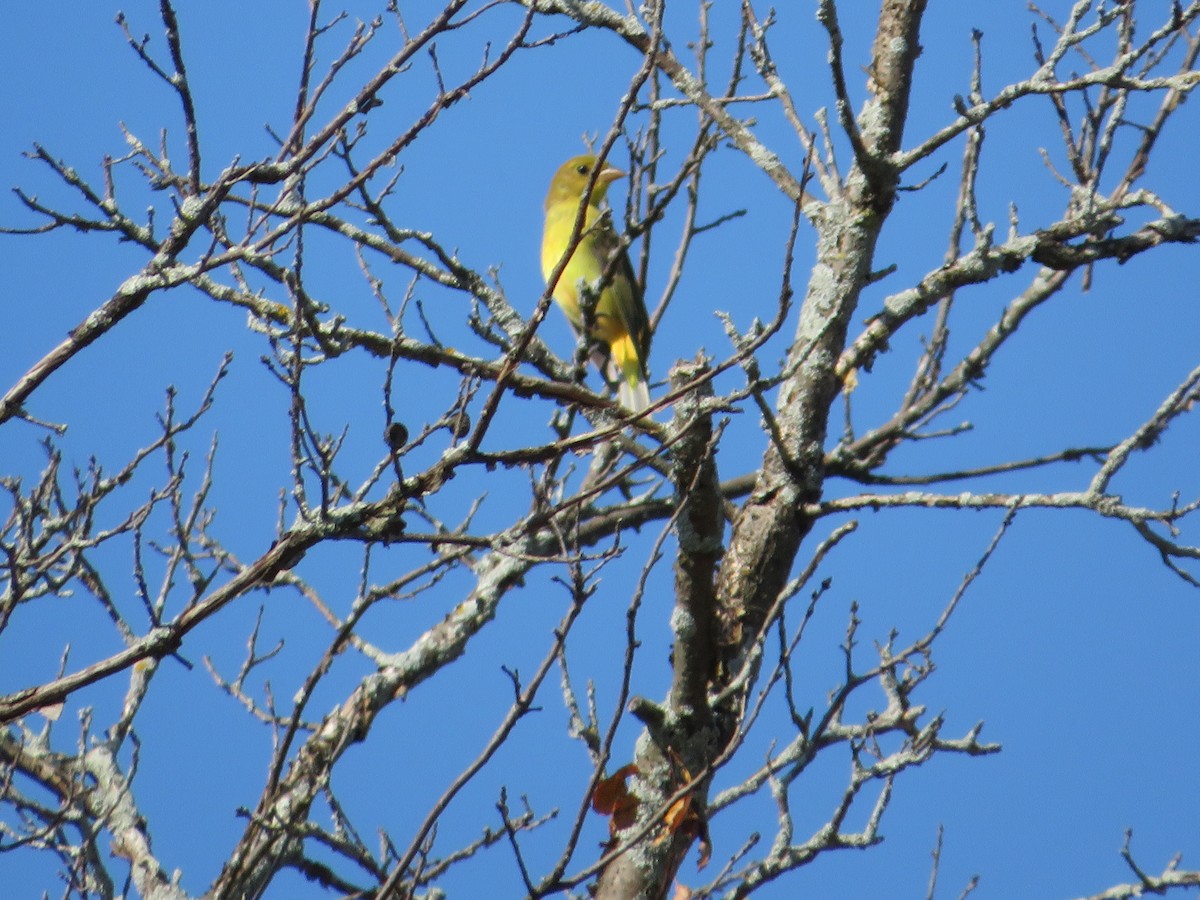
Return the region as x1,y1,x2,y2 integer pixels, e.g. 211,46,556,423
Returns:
541,154,652,413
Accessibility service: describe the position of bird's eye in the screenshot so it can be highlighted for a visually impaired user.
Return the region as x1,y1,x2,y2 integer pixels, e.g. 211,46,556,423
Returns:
576,164,589,175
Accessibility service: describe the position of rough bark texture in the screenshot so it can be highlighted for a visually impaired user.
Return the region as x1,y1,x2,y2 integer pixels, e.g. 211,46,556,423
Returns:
716,0,927,698
595,358,723,898
593,4,931,897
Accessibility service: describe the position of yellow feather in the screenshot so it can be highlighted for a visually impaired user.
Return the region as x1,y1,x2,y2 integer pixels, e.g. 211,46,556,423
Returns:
541,155,652,413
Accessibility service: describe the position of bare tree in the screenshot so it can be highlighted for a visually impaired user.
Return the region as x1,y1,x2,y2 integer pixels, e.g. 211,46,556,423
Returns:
3,1,1200,898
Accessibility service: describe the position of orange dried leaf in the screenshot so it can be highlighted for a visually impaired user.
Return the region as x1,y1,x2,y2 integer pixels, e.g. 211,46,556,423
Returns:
696,830,713,870
592,764,640,834
654,773,712,870
592,764,639,814
661,794,698,837
610,795,639,832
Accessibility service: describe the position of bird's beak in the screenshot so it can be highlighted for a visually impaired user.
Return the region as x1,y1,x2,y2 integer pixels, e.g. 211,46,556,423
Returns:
597,163,625,184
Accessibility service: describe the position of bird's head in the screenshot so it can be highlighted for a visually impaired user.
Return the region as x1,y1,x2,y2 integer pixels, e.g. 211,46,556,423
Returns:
545,154,624,211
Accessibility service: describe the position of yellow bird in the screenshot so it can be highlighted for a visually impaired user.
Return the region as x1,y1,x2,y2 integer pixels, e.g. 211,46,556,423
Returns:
541,155,652,413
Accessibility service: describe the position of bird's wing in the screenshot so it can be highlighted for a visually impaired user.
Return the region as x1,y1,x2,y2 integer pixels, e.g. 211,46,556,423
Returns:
590,212,652,378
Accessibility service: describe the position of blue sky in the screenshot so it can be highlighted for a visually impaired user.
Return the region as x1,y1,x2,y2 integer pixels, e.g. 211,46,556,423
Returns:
2,2,1199,898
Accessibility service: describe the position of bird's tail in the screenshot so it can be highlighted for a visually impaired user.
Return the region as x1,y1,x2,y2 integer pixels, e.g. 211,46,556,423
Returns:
618,377,651,414
607,334,650,413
